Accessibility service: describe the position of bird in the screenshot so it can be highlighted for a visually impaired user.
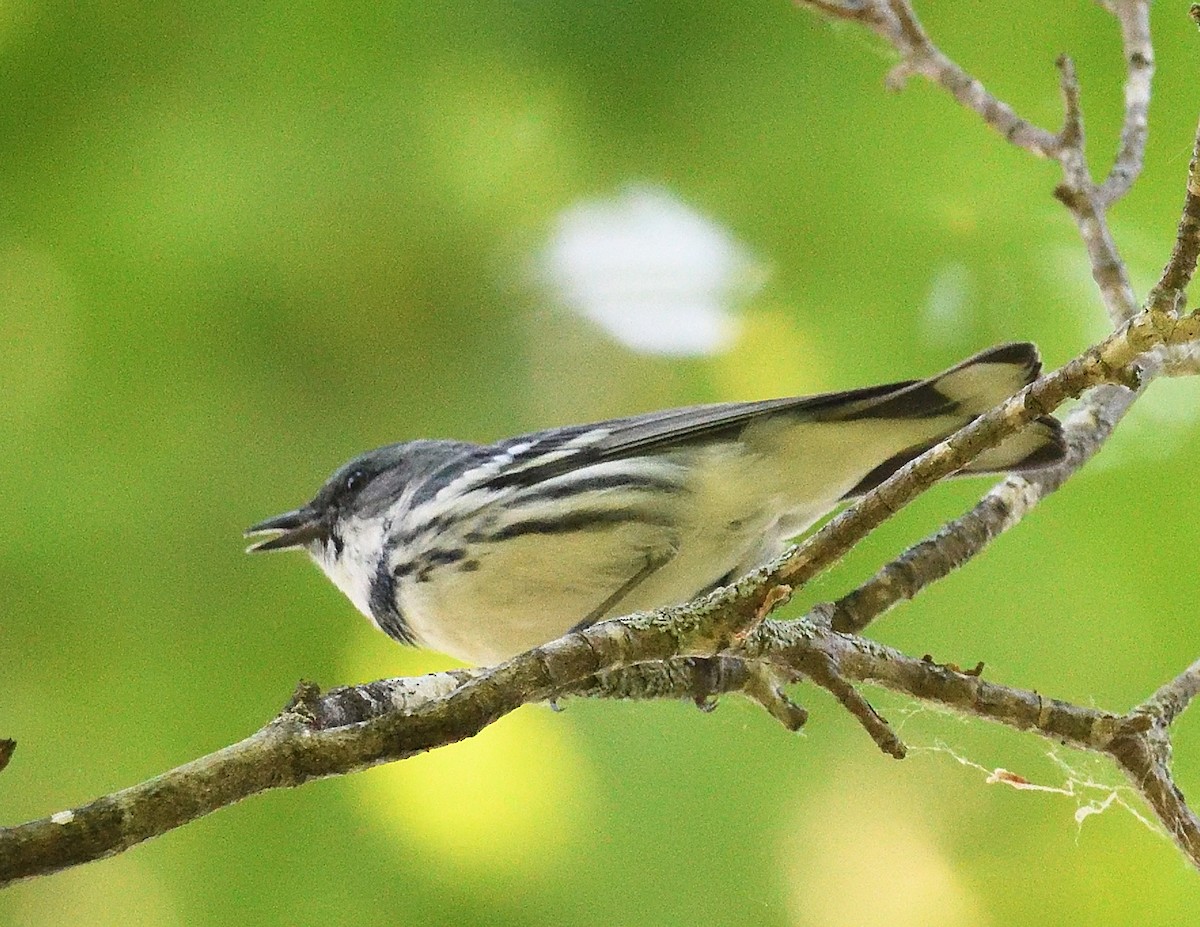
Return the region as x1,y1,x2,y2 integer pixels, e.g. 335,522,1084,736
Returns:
246,342,1064,666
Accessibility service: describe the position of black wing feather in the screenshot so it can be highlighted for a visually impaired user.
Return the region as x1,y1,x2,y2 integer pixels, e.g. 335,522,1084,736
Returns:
481,380,916,491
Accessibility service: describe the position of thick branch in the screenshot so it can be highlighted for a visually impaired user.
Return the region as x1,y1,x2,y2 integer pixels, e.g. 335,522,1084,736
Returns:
311,657,791,728
0,655,794,886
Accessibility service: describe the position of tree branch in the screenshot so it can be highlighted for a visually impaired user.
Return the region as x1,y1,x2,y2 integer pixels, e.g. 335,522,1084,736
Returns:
1097,0,1154,204
1148,118,1200,314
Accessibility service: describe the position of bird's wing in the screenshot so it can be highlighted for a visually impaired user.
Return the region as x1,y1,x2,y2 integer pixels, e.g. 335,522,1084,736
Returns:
478,380,918,491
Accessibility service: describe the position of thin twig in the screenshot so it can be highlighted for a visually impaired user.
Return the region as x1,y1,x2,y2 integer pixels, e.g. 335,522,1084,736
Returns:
1055,54,1085,154
1108,729,1200,867
1147,119,1200,314
1138,657,1200,728
796,0,1061,156
1104,661,1200,866
739,662,810,731
1098,0,1154,204
1055,182,1139,325
1049,54,1139,325
793,645,905,757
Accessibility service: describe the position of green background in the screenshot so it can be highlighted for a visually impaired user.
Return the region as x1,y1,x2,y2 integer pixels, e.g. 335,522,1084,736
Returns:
4,2,1200,924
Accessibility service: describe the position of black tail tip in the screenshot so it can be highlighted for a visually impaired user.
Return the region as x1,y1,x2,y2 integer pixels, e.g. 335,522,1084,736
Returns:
973,341,1042,383
1014,416,1069,470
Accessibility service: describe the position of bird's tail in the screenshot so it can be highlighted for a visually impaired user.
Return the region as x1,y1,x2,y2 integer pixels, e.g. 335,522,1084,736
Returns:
836,342,1067,497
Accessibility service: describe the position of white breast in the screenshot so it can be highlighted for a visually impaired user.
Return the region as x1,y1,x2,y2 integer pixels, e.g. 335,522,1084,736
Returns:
310,517,388,630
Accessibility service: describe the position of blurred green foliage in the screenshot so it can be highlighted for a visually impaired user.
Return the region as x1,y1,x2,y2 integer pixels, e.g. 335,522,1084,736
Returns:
3,2,1200,924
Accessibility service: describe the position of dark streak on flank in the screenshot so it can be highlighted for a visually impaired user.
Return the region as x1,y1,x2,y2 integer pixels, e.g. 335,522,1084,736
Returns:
414,548,468,583
423,548,467,566
392,548,470,584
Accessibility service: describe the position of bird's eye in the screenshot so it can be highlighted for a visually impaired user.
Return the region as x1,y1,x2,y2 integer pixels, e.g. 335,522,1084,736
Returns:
343,468,367,494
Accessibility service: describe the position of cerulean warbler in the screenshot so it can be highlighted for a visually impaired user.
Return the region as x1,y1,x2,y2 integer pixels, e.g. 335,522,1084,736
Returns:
246,342,1064,666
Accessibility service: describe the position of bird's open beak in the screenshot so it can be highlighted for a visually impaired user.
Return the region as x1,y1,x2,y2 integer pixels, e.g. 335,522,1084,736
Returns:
244,506,325,553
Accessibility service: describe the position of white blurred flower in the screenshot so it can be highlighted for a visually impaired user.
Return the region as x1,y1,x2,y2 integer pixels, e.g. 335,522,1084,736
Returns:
920,263,973,343
540,186,760,356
